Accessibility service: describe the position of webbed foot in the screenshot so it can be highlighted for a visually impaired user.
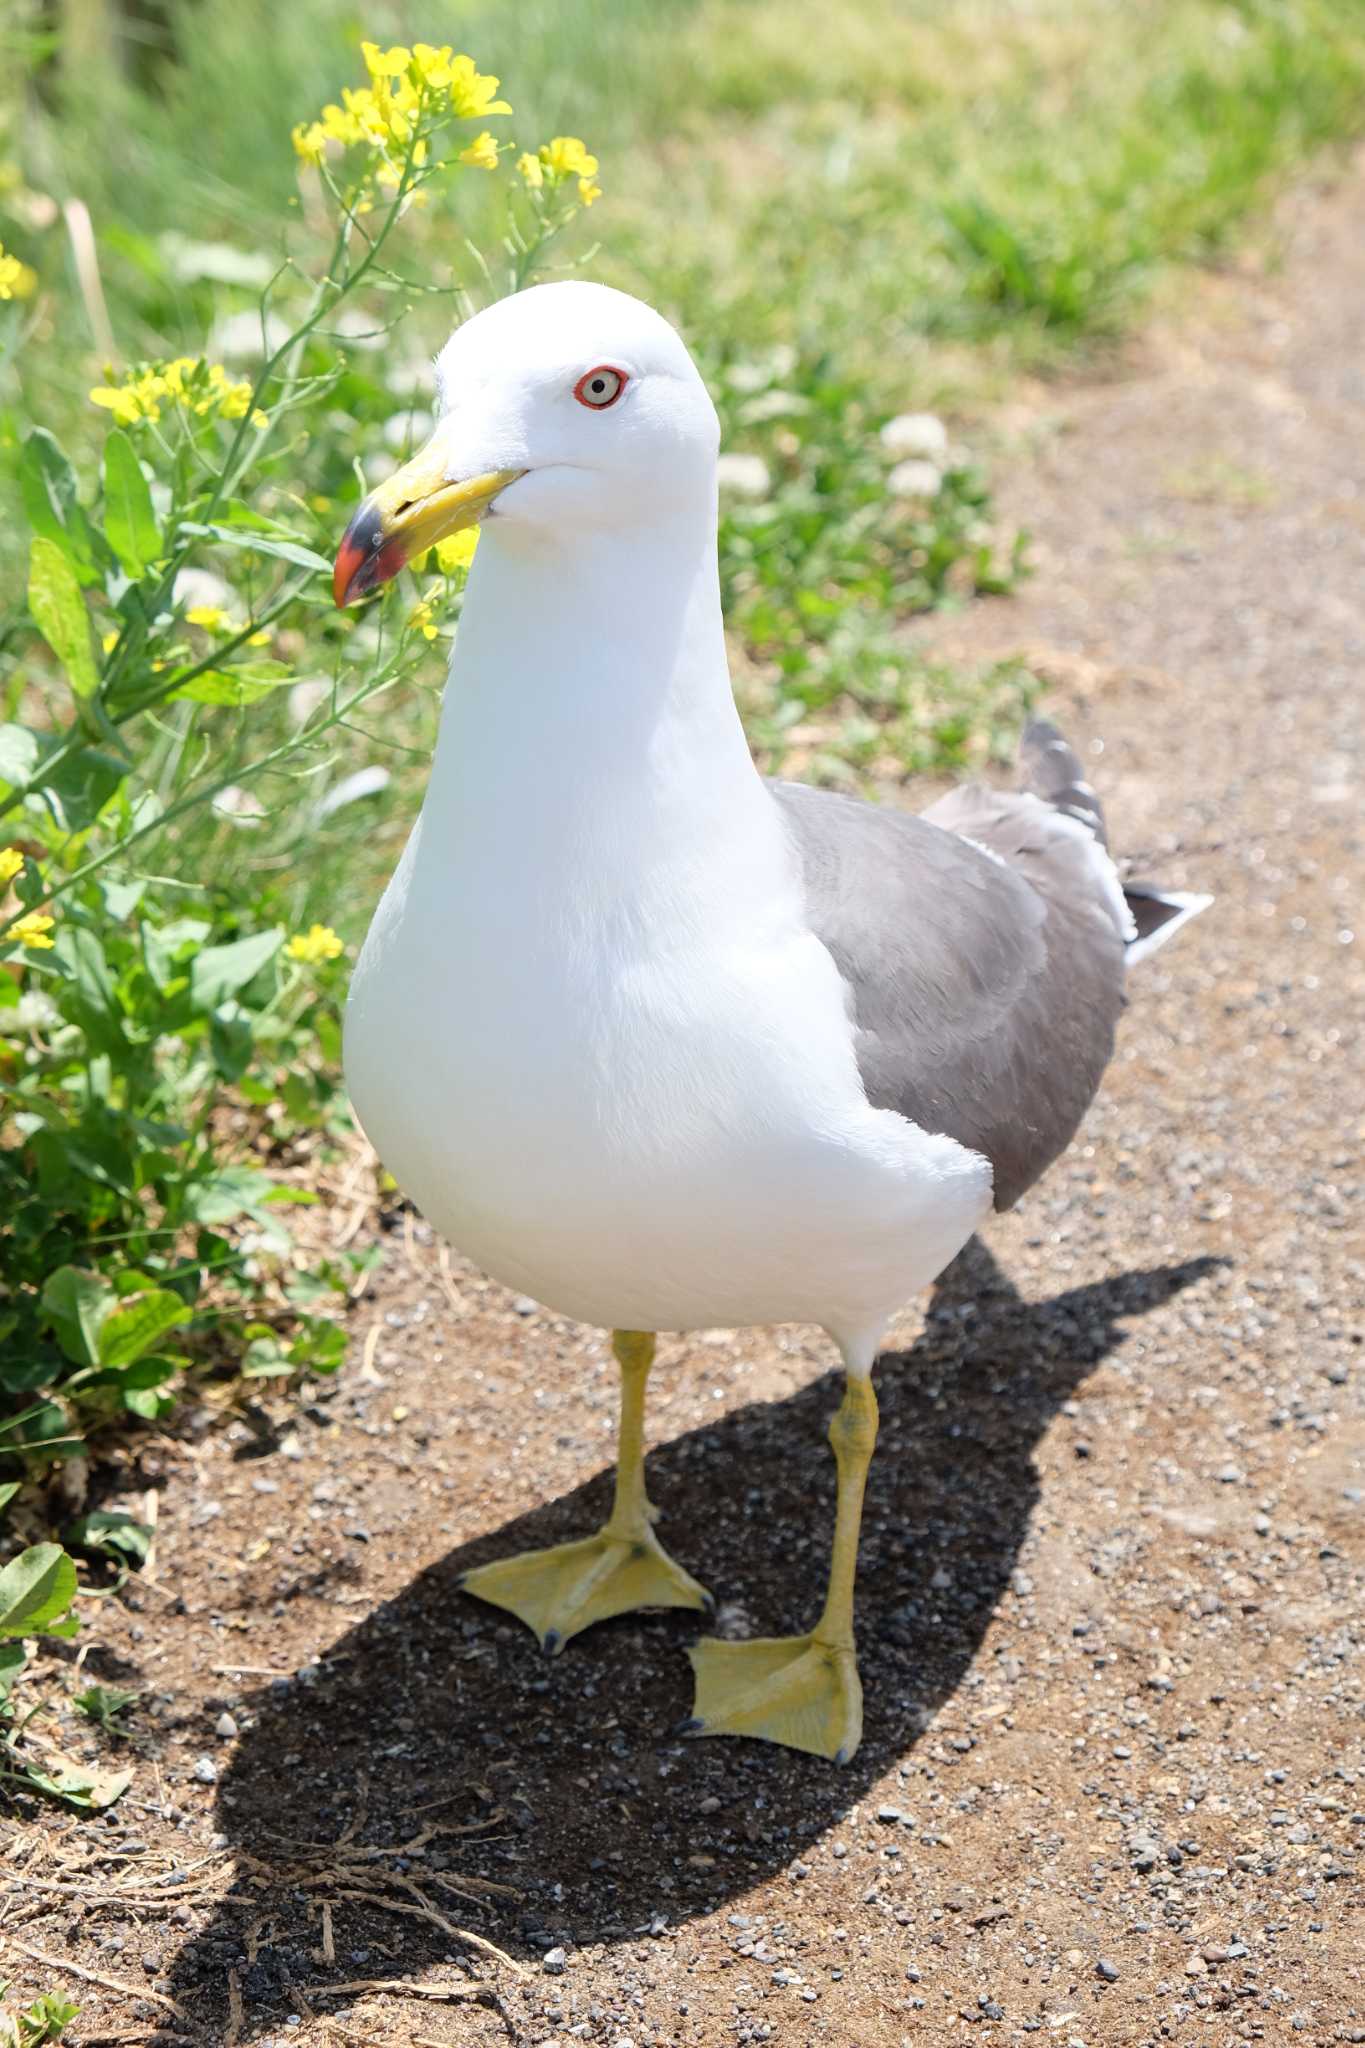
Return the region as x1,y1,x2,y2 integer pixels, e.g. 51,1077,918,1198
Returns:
461,1525,711,1652
686,1631,862,1761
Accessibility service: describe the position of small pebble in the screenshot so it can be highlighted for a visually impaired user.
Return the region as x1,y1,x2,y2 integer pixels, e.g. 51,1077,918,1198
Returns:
1097,1957,1120,1982
191,1756,218,1785
542,1946,567,1975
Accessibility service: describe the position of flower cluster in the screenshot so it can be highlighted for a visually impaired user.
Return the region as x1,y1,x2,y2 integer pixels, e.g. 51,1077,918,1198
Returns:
517,136,601,208
291,41,511,179
89,357,266,430
286,923,345,964
0,240,37,301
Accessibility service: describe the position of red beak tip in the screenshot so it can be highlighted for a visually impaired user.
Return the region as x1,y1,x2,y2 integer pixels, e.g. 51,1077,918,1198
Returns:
333,540,364,609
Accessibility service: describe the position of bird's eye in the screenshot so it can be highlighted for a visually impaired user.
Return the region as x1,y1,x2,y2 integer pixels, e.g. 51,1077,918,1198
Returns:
573,365,627,410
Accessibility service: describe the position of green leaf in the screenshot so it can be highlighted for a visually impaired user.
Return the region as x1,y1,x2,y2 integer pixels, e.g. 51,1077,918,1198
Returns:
0,1638,27,1695
64,1510,154,1567
171,669,277,707
20,426,100,582
241,1334,290,1378
74,1680,139,1726
0,1543,78,1636
209,1003,255,1082
0,722,41,793
0,1481,19,1515
290,1319,347,1374
189,927,282,1008
96,1290,190,1370
184,1161,276,1226
53,925,125,1055
17,1749,132,1811
122,1355,179,1420
102,430,160,578
41,1266,113,1367
28,536,100,700
180,520,332,574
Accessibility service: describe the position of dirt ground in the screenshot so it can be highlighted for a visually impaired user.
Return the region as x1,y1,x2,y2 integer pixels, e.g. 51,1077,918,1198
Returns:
4,157,1363,2048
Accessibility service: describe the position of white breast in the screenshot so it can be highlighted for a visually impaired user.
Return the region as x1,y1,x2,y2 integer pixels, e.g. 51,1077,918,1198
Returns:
344,804,991,1349
342,520,991,1354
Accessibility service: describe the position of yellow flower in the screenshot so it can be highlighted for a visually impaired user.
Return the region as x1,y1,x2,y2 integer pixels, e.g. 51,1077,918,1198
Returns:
251,409,269,429
516,152,544,190
101,629,120,654
411,42,454,88
459,131,499,171
445,54,511,120
10,911,54,950
540,136,597,179
578,177,602,207
361,40,412,80
0,244,37,301
89,383,146,426
89,357,251,429
408,597,439,641
208,363,255,419
435,528,479,573
291,120,327,165
286,923,344,964
247,628,272,647
186,605,233,632
0,847,24,886
371,72,422,147
319,98,365,147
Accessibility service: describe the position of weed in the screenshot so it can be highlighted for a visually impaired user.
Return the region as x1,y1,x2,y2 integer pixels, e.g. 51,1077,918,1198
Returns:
0,44,595,1494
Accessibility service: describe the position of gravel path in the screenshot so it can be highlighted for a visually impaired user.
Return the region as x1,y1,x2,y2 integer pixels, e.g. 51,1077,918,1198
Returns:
7,161,1362,2048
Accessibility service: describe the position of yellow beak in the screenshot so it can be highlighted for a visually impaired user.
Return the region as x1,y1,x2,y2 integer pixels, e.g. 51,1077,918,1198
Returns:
333,436,524,606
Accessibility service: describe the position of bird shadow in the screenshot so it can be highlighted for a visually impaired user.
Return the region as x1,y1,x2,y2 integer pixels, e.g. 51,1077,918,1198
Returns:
166,1239,1221,2038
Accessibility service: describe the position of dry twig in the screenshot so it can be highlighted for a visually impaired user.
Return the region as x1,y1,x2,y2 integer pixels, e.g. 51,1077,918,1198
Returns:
10,1940,185,2016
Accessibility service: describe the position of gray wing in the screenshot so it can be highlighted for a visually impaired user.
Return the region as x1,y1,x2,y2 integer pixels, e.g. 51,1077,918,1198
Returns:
769,778,1128,1210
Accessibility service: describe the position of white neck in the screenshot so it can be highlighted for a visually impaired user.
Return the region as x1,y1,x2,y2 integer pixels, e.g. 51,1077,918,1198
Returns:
414,495,785,918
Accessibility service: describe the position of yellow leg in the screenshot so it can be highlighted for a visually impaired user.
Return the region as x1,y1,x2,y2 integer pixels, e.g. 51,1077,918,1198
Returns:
687,1372,877,1762
460,1330,711,1652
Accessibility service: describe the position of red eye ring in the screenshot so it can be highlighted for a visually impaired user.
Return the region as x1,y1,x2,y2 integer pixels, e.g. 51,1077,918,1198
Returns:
574,365,628,410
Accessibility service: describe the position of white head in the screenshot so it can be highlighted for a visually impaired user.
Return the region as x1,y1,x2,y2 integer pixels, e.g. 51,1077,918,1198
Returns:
334,281,719,602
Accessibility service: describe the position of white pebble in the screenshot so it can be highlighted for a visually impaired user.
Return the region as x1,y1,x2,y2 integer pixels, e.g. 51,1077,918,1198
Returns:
192,1755,218,1784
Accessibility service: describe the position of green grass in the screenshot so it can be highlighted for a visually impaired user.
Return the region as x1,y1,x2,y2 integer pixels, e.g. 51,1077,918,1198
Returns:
3,0,1365,919
10,0,1365,421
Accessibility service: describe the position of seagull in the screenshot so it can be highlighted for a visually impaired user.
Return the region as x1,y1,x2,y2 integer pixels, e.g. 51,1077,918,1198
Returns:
333,281,1209,1762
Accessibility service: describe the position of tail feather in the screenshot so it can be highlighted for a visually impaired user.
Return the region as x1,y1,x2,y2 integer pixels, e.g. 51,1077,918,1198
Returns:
1122,884,1214,965
1018,716,1108,847
1017,717,1212,965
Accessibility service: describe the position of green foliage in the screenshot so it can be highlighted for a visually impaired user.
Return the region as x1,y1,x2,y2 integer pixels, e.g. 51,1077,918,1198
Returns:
72,1680,139,1731
0,1538,128,1810
1,1991,81,2048
708,346,1027,778
0,47,595,1499
0,1543,78,1644
2,0,1356,1521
